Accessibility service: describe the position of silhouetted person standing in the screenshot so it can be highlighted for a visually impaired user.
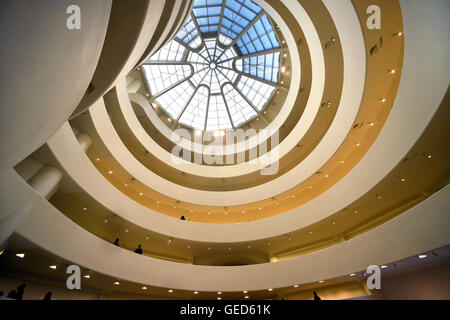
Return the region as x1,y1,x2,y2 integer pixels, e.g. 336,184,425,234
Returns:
313,291,321,300
114,238,120,247
16,284,26,300
43,292,52,300
134,244,143,254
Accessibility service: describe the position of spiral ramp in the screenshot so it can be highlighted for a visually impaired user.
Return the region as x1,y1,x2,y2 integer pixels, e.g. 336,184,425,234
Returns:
0,0,449,300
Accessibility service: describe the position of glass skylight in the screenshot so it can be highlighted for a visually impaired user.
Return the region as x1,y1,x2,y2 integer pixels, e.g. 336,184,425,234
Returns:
142,0,282,131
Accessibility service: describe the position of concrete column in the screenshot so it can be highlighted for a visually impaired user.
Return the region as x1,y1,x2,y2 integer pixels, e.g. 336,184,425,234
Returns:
127,79,142,93
76,133,92,152
14,158,44,182
28,166,63,200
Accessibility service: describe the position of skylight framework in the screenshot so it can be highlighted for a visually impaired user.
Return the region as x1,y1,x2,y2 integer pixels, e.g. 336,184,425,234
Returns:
142,0,282,131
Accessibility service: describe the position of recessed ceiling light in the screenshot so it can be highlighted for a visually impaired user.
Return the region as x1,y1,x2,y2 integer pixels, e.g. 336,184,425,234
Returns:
340,160,344,164
389,69,396,74
114,281,120,285
142,286,147,290
145,236,149,240
268,288,273,292
354,210,358,214
241,210,245,213
318,280,324,283
381,265,387,269
195,130,202,136
96,158,100,162
104,219,108,223
248,245,251,248
208,247,211,250
267,242,271,246
400,178,406,182
294,285,299,288
291,195,296,198
369,122,375,126
308,185,312,189
418,254,427,259
244,296,250,299
84,275,90,279
243,290,248,293
309,231,313,234
324,174,329,178
217,292,222,295
83,207,87,211
394,32,403,36
49,265,57,270
187,245,190,249
207,211,211,215
380,98,386,102
332,221,336,225
228,247,231,250
281,66,286,73
168,289,173,293
167,118,172,122
194,291,199,294
125,229,128,233
258,207,262,210
145,93,150,97
108,170,113,174
139,192,143,196
16,253,25,258
350,273,356,277
0,250,4,256
217,297,222,300
356,143,360,147
124,183,128,187
283,53,287,58
224,212,228,215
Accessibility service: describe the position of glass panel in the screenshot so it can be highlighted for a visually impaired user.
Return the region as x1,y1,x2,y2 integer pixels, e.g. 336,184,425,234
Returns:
236,75,275,111
143,0,282,131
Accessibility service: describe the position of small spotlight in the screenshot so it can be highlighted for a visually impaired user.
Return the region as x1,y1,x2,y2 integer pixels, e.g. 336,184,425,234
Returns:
194,291,199,294
114,281,120,285
418,254,427,259
350,273,356,277
49,265,57,270
142,286,147,290
16,253,25,258
268,288,273,292
168,289,174,293
108,170,113,175
84,275,90,279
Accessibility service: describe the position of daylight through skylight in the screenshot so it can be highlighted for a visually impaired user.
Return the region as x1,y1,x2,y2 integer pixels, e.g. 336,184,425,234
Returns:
142,0,282,131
